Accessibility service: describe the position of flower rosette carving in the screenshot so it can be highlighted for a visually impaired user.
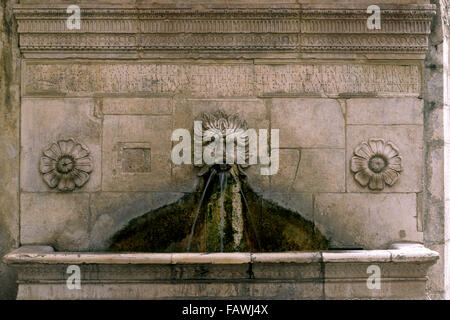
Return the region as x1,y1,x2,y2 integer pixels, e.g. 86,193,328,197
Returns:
351,138,403,191
39,138,93,191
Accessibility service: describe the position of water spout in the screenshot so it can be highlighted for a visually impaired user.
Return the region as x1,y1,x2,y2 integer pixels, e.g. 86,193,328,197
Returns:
186,168,216,252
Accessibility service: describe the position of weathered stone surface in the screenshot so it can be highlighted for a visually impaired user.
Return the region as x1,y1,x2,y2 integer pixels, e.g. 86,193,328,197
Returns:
0,0,444,301
89,192,184,250
346,125,423,193
426,243,446,299
173,98,269,131
293,149,345,192
20,193,90,251
271,98,345,148
0,0,20,300
259,192,313,222
23,62,422,97
21,98,102,192
102,98,173,115
3,245,438,300
324,277,427,300
347,98,424,125
427,146,445,202
423,0,446,299
270,149,300,192
314,193,422,249
102,115,173,191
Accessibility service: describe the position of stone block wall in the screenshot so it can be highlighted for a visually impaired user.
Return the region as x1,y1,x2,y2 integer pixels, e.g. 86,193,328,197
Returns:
18,62,426,252
1,0,448,299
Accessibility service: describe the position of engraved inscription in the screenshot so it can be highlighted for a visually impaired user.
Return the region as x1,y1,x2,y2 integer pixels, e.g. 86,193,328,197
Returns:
25,64,254,97
24,63,421,97
254,64,420,95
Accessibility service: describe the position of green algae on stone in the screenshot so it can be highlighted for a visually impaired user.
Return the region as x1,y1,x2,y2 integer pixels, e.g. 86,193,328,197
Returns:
109,166,328,252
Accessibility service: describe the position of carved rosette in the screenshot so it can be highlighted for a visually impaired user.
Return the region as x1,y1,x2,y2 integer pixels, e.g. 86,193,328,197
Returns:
39,138,93,191
351,138,403,191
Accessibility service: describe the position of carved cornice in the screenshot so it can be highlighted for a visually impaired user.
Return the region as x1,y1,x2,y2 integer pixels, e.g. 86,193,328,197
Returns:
13,5,436,56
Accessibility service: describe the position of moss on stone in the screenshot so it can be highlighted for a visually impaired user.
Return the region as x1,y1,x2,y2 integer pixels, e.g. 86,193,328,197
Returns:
109,171,328,252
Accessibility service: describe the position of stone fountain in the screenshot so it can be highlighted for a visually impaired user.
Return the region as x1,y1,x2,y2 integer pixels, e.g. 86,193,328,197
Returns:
3,110,438,300
1,0,443,300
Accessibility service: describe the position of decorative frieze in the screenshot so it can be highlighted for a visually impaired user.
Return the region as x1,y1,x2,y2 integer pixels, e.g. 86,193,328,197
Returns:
13,5,435,55
23,62,421,97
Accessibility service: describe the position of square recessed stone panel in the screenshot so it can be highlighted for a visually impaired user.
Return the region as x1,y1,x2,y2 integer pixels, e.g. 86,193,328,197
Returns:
314,193,422,249
346,125,423,193
259,192,313,222
20,98,102,192
21,193,90,251
271,98,345,148
173,98,269,132
293,149,345,193
347,98,423,125
102,115,172,191
118,142,152,173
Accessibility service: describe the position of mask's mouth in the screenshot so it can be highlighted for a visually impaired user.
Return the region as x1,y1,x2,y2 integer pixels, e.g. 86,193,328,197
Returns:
213,164,232,172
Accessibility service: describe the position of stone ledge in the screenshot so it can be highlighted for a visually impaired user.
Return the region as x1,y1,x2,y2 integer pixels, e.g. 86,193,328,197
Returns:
3,243,439,299
3,243,439,265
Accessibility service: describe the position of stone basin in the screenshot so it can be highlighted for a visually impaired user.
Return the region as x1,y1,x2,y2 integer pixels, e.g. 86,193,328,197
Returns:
3,243,438,300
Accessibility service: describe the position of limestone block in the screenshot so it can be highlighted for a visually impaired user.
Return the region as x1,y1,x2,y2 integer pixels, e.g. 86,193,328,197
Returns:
101,98,173,115
102,115,173,191
426,146,445,201
172,265,251,280
347,98,423,125
245,165,270,193
24,63,255,98
15,281,323,300
427,106,444,141
171,253,251,264
251,252,321,264
444,105,450,144
252,263,321,281
88,192,184,250
259,192,313,222
4,246,437,300
346,125,423,193
270,149,299,192
255,64,421,97
173,98,269,134
423,202,445,244
293,148,345,192
324,278,426,300
446,200,450,241
20,193,90,251
271,98,345,148
314,193,422,249
20,98,102,192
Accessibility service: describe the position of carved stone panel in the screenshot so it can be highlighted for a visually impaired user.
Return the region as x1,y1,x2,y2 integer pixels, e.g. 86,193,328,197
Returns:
23,62,422,98
13,5,435,57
